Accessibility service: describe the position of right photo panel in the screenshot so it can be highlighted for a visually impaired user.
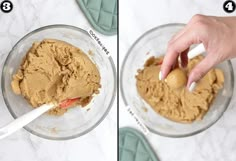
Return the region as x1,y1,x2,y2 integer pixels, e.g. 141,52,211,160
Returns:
119,0,236,161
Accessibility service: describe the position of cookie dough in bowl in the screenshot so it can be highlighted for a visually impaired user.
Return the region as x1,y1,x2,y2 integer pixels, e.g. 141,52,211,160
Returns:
11,39,101,115
120,23,233,137
136,55,224,123
2,25,116,140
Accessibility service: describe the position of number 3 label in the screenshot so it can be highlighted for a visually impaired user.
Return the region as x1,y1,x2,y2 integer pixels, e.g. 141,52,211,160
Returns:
223,0,236,13
0,0,13,13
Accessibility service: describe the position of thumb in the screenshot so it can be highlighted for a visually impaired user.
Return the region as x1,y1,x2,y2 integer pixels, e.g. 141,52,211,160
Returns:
187,55,216,91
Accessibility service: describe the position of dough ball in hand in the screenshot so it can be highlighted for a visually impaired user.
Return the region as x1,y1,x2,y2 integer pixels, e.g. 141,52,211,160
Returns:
166,68,187,89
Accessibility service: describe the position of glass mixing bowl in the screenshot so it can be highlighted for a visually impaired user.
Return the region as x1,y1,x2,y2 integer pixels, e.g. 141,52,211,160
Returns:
121,23,234,137
1,25,116,140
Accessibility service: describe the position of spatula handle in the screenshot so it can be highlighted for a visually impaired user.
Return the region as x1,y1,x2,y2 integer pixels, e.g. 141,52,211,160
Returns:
188,43,205,59
0,103,55,139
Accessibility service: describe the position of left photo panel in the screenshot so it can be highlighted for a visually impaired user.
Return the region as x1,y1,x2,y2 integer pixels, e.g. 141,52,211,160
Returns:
0,0,117,161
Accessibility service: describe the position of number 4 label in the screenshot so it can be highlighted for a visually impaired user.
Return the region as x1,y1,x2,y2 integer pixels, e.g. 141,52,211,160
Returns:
223,0,236,13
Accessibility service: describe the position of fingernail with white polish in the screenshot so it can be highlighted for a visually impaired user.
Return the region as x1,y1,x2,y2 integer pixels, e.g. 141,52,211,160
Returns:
189,82,196,92
159,71,162,80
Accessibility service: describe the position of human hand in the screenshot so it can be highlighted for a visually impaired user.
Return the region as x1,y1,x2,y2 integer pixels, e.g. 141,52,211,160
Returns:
160,14,236,91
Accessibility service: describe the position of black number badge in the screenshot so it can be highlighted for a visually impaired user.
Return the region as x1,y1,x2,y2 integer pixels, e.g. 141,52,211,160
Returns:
0,0,13,13
223,0,236,13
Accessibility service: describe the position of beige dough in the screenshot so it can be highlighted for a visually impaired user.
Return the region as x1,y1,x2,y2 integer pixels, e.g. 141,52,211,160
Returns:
11,39,101,115
166,68,187,89
136,56,224,123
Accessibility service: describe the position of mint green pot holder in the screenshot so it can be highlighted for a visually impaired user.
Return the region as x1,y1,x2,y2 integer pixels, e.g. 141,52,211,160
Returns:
77,0,117,35
119,127,160,161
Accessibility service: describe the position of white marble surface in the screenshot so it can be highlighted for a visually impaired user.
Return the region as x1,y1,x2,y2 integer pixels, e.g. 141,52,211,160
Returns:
0,0,117,161
120,0,236,161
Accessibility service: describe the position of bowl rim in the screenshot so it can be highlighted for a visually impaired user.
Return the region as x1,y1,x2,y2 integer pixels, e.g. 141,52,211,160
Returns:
1,24,117,140
120,23,234,138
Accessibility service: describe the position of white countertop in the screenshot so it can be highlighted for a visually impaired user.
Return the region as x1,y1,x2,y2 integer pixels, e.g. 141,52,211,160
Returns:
119,0,236,161
0,0,117,161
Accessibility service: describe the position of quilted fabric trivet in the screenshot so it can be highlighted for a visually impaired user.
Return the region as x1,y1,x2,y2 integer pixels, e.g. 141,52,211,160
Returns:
77,0,117,35
119,127,159,161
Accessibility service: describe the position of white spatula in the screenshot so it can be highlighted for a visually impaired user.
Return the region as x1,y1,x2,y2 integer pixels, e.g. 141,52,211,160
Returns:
0,97,79,139
0,103,56,139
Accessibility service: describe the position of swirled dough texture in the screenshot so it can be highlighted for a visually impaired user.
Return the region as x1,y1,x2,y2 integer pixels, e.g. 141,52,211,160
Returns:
11,39,101,115
136,56,224,123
